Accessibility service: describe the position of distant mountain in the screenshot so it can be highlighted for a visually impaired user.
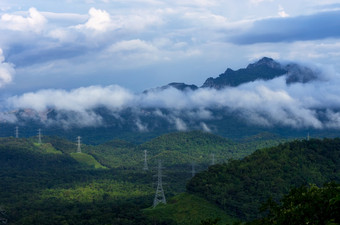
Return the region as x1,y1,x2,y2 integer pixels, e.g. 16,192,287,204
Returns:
144,82,198,93
202,57,318,88
144,57,319,91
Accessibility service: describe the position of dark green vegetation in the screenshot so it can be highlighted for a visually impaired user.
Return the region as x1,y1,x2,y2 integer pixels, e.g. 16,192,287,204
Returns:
0,137,155,224
144,193,237,225
0,132,338,224
87,131,285,169
246,182,340,225
187,138,340,221
0,131,284,224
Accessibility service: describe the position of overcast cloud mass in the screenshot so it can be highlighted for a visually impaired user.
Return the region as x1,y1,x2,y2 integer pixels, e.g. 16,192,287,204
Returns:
1,0,340,130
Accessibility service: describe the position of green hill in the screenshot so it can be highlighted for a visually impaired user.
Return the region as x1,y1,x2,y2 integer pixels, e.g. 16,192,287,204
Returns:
139,131,284,164
144,193,237,225
86,131,285,169
33,142,63,154
70,152,107,169
187,138,340,220
0,137,81,171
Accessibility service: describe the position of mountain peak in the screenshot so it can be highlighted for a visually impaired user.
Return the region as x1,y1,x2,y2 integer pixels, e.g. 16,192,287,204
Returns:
201,57,287,88
143,82,198,93
246,57,281,69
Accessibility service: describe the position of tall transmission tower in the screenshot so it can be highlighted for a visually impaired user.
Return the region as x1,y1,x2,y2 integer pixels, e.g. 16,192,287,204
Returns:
143,150,148,170
38,129,42,144
77,136,82,153
211,153,215,165
307,132,310,141
153,160,166,208
15,126,18,138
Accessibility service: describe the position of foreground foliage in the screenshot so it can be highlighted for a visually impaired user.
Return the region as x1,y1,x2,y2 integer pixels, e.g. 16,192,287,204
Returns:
144,193,237,225
187,138,340,220
246,182,340,225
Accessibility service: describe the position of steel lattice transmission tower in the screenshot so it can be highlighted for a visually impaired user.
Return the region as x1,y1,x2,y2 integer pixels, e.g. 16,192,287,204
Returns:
191,161,196,177
153,160,166,208
38,129,42,144
211,153,215,165
143,150,148,171
15,126,18,138
0,206,7,224
77,136,82,153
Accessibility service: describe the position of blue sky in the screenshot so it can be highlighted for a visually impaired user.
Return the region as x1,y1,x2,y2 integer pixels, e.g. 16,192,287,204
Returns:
0,0,340,95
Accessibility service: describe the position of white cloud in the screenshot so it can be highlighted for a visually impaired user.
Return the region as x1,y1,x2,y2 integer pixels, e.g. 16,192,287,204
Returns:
8,85,134,112
76,7,112,32
135,118,148,131
200,122,211,132
174,117,187,131
0,48,15,88
109,39,158,53
278,5,289,17
0,112,17,123
5,71,333,129
0,7,47,33
250,0,274,4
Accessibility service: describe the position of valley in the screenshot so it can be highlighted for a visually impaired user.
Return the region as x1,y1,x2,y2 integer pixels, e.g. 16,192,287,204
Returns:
0,131,338,224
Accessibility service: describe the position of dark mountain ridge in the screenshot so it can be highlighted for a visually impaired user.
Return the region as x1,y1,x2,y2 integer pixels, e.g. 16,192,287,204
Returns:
146,57,319,92
201,57,318,89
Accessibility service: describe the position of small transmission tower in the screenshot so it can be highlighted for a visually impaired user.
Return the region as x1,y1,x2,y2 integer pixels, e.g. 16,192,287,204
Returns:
77,136,82,153
0,206,7,224
38,129,42,144
191,161,196,177
153,160,166,207
15,126,18,138
211,153,215,165
143,150,148,171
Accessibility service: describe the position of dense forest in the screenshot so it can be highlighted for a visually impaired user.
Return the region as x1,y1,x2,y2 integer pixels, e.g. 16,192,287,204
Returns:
246,182,340,225
0,133,338,224
187,138,340,221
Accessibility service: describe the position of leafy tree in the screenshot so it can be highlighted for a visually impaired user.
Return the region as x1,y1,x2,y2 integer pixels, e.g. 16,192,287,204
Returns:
247,182,340,225
199,218,221,225
187,139,340,220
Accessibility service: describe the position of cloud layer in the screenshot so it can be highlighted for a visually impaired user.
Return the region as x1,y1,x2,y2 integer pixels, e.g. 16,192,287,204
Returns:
5,65,340,130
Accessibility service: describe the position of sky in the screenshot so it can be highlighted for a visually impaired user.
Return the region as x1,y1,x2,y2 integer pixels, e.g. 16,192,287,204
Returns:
2,0,340,130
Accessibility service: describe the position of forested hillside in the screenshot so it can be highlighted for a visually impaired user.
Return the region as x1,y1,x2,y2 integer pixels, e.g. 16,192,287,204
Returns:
0,131,287,224
187,138,340,220
0,137,154,224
